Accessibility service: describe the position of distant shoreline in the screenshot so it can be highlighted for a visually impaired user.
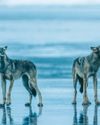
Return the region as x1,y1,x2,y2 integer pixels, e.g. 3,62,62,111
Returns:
0,5,100,20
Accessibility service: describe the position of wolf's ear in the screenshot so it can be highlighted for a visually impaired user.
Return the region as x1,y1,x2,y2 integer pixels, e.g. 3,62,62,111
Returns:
91,47,98,53
98,46,100,50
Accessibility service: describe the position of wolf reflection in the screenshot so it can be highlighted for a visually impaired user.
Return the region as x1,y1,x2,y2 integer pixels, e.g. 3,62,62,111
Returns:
73,105,98,125
0,106,42,125
22,106,42,125
1,106,13,125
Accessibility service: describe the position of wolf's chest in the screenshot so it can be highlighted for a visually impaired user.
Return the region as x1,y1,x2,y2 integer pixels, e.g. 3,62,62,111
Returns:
88,65,98,77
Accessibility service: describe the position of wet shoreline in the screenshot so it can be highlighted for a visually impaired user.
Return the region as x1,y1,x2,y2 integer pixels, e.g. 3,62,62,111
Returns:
0,79,100,125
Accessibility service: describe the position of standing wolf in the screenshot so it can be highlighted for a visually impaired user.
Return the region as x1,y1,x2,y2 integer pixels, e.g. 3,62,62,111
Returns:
72,46,100,105
0,46,43,107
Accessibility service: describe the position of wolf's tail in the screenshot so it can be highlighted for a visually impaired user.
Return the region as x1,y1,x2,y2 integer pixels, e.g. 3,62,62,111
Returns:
72,58,83,94
77,75,83,93
22,74,37,97
29,82,37,97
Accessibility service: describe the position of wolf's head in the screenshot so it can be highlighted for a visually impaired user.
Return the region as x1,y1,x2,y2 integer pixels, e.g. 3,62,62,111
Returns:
91,46,100,58
0,46,7,57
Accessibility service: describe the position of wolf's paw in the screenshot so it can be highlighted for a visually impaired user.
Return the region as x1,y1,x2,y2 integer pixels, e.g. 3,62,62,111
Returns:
25,103,31,107
95,101,100,105
6,102,11,107
0,103,5,108
38,103,43,107
6,98,11,105
82,101,91,105
72,101,77,105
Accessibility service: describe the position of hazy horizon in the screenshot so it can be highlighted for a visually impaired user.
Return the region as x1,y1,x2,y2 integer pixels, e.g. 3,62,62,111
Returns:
0,0,100,6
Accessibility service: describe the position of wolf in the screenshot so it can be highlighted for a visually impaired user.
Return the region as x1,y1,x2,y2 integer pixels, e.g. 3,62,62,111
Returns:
72,46,100,105
0,46,43,107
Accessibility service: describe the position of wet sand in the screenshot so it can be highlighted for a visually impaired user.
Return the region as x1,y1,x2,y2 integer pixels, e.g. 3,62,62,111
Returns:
0,78,100,125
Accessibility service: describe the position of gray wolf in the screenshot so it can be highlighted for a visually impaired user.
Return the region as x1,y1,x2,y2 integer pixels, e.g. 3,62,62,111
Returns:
72,46,100,105
0,46,43,107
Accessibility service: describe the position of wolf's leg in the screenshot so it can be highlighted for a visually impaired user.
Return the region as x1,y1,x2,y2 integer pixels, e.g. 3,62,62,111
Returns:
29,94,32,105
36,86,43,107
93,75,100,105
25,94,32,107
1,75,6,106
22,74,32,106
72,74,77,105
31,79,43,107
6,79,14,106
82,75,91,105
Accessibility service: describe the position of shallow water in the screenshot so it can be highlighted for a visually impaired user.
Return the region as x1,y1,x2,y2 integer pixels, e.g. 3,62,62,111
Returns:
0,79,100,125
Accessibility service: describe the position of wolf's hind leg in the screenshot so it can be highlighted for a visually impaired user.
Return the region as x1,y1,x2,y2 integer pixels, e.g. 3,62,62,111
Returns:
6,79,14,106
72,74,78,105
31,79,43,107
36,86,43,107
25,94,32,107
93,75,100,105
82,76,91,105
22,74,32,107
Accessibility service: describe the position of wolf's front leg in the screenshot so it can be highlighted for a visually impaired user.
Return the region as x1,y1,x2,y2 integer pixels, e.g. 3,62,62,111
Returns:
72,74,77,105
0,75,6,107
93,75,100,105
82,76,91,105
6,79,14,106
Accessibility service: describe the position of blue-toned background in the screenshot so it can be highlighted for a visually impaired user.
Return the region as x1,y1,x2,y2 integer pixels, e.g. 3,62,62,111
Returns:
0,5,100,125
0,5,100,79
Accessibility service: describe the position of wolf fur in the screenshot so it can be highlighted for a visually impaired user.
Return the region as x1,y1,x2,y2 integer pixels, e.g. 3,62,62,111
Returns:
72,46,100,105
0,46,43,107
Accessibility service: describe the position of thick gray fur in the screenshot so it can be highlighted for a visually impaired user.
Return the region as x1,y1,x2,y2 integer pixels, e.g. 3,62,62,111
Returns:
72,46,100,105
0,46,43,107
